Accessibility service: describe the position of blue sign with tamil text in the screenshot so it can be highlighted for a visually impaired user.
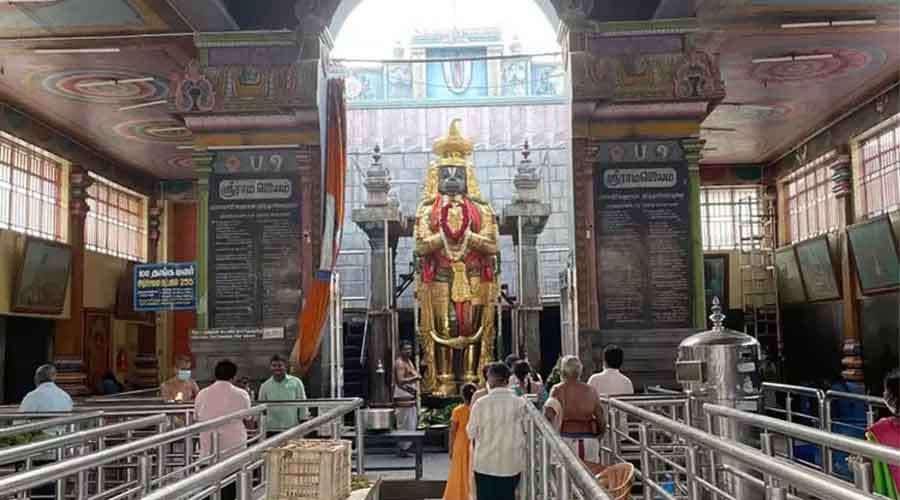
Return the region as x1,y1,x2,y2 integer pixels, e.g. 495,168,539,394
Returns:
134,262,197,312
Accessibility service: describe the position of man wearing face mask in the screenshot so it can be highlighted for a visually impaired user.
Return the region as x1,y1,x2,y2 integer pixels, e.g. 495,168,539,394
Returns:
161,354,200,402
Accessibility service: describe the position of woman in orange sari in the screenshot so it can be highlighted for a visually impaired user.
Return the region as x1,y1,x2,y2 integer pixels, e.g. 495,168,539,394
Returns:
443,383,478,500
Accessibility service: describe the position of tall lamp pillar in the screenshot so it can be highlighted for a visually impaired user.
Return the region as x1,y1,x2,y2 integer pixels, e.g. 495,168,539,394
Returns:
501,142,550,371
352,146,405,405
54,164,93,395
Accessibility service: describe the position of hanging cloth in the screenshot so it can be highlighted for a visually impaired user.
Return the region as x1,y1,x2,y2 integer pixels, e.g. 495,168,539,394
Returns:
292,78,347,373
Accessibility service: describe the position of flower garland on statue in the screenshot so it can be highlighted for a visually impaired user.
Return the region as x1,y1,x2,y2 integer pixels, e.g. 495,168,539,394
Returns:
440,201,472,262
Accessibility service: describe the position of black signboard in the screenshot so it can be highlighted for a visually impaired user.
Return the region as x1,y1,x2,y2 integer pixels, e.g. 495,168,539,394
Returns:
847,215,900,294
795,235,841,302
594,141,693,329
208,149,302,337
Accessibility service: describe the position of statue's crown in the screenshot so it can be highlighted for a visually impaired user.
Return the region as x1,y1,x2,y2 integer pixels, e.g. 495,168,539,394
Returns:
432,119,473,162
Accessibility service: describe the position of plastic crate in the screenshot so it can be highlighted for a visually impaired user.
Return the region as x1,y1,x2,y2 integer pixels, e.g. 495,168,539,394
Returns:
265,439,352,500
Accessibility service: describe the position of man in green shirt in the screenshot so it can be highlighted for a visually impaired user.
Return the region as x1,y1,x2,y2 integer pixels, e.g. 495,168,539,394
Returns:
258,354,308,437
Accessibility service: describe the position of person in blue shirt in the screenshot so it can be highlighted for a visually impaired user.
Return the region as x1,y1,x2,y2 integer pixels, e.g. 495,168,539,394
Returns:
19,364,73,413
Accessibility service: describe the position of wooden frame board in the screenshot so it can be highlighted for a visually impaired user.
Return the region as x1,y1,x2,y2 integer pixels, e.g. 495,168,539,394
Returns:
795,235,841,302
774,245,806,304
847,214,900,294
11,237,72,315
703,253,730,310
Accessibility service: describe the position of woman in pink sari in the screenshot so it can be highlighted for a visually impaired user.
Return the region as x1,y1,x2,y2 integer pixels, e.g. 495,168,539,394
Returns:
867,369,900,499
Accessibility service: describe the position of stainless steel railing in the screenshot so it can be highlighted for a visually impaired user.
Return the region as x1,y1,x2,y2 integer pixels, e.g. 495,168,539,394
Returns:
0,405,266,499
522,400,613,500
0,412,103,439
605,397,880,500
140,397,365,500
704,402,900,495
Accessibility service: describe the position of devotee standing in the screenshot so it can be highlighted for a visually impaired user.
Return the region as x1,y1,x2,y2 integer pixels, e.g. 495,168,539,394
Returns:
545,355,605,463
443,383,478,500
19,364,72,414
258,354,308,437
471,363,494,406
393,340,421,456
513,360,543,397
161,354,200,402
867,369,900,497
467,362,527,500
588,345,634,397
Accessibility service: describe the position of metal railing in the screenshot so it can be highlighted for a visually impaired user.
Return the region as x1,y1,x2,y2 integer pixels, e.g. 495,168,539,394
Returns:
0,412,103,439
0,405,266,499
140,397,365,500
704,402,900,495
604,397,880,500
522,400,613,500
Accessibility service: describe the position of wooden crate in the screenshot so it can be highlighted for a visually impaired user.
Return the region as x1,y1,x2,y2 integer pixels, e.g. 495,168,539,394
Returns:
265,439,352,500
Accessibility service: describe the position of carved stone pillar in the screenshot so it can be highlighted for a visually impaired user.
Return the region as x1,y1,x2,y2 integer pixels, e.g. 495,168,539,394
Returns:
54,164,93,395
133,201,162,388
501,142,550,371
352,146,404,405
192,152,214,332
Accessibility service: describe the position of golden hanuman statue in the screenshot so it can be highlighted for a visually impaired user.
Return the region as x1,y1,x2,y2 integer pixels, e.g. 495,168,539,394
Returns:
415,119,500,397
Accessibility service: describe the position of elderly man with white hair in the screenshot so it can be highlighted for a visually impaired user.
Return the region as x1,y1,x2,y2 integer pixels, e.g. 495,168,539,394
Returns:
544,355,605,464
19,364,73,414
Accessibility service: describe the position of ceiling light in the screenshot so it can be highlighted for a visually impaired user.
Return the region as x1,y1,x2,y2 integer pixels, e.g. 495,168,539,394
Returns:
147,126,187,134
77,77,154,89
752,53,833,64
832,19,877,26
781,19,877,29
118,100,166,111
34,48,120,54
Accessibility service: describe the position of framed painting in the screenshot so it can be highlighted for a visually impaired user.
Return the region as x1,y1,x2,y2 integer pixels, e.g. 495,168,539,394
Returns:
84,309,112,393
847,215,900,294
774,245,807,304
795,235,841,302
11,237,72,315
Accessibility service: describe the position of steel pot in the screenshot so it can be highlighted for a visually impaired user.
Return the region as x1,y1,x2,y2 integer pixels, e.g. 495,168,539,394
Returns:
361,408,395,430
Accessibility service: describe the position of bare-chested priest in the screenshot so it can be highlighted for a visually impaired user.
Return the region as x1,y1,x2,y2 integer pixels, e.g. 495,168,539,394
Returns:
544,355,606,463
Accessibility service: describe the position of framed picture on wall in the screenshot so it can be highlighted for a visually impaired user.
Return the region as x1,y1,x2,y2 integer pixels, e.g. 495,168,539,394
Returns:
11,237,72,315
84,309,112,393
795,235,841,302
703,254,729,313
774,245,807,304
847,215,900,294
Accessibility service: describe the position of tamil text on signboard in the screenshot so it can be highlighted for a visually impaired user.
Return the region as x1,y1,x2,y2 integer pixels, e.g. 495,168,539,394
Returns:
134,262,197,311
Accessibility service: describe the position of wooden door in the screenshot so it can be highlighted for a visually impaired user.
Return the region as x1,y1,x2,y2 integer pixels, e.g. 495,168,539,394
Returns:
84,310,112,394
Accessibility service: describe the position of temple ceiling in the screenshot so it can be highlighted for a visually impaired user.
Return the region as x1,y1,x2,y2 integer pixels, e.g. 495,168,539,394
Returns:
0,0,895,180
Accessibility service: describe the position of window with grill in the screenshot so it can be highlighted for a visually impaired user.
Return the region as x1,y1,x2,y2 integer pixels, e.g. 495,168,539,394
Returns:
0,132,64,242
700,187,762,251
86,174,146,262
783,151,843,243
857,120,900,218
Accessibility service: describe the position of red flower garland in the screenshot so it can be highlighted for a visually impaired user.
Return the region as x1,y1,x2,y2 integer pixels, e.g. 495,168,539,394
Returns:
440,201,470,242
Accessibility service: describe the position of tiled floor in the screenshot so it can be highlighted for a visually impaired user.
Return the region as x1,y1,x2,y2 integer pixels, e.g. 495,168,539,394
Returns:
361,450,451,480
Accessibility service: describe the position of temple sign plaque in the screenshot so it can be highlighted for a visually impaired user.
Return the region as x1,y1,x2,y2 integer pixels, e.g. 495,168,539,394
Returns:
415,119,500,397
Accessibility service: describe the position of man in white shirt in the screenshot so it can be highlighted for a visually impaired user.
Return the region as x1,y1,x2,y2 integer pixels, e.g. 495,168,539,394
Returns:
588,345,634,398
19,364,73,414
466,362,527,500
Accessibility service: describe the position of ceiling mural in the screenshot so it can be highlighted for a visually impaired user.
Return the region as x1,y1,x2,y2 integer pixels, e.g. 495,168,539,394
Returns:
0,0,895,180
32,68,169,104
113,119,190,143
702,29,899,163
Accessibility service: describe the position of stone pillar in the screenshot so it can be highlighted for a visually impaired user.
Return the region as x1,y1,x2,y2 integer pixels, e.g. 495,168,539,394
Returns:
501,142,550,370
192,152,214,332
352,146,404,406
682,137,708,328
830,151,864,383
133,201,163,387
54,164,93,395
568,25,725,386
